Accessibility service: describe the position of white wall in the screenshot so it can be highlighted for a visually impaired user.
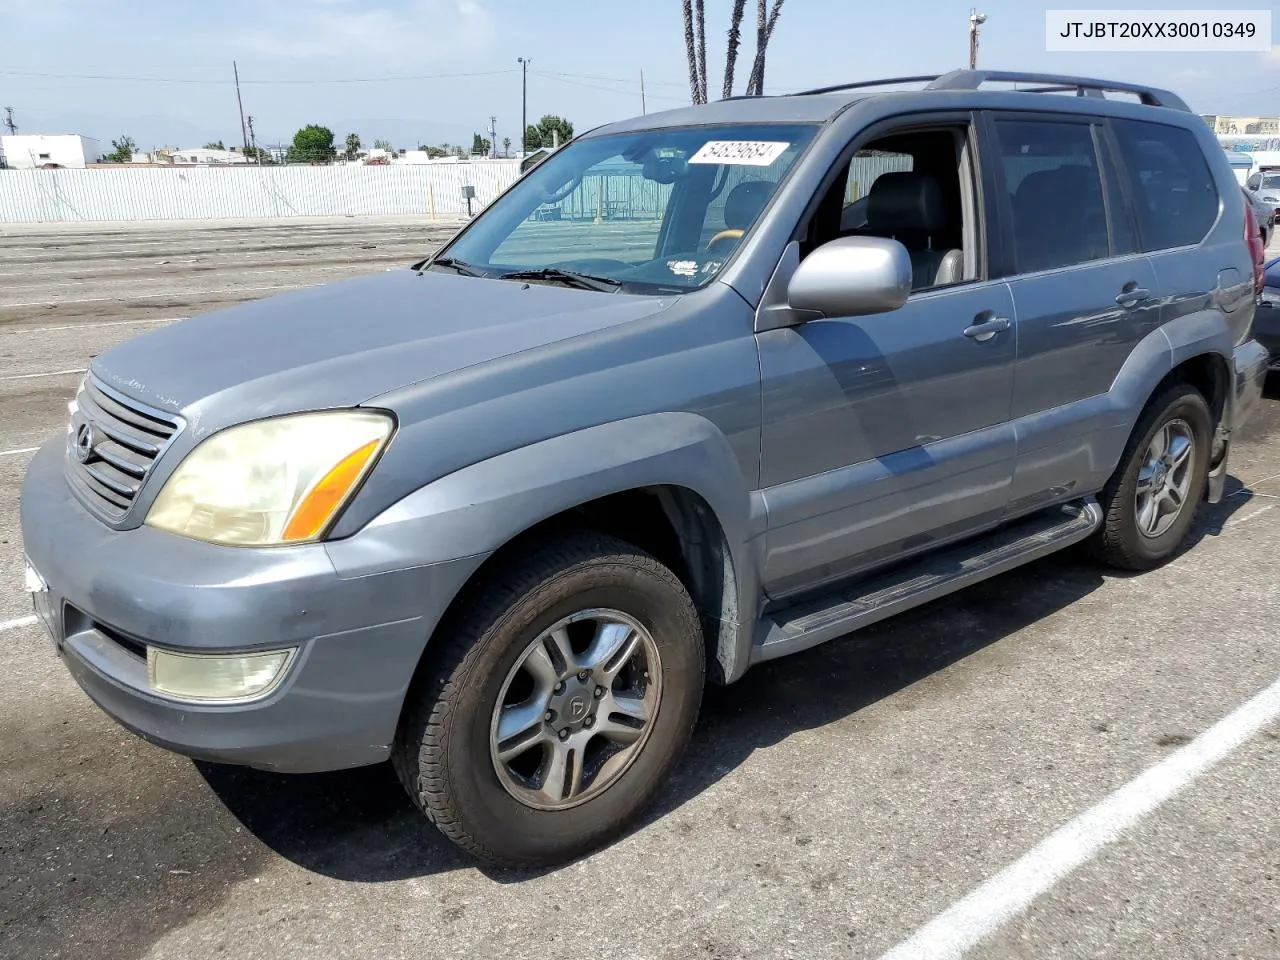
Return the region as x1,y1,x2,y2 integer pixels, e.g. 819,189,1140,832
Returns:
0,135,101,169
0,161,521,222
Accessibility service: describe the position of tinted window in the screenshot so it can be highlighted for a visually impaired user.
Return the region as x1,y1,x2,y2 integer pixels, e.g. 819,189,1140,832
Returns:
1112,119,1219,251
994,120,1110,273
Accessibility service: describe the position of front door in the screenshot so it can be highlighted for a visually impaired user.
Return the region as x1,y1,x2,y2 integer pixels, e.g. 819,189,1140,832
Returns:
756,119,1016,600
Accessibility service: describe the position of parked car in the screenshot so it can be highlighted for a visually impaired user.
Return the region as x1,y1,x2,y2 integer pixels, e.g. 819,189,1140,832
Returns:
1244,187,1275,248
21,69,1269,868
1254,254,1280,366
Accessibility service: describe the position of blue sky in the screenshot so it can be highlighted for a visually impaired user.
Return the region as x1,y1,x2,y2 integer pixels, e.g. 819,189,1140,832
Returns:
1,0,1279,151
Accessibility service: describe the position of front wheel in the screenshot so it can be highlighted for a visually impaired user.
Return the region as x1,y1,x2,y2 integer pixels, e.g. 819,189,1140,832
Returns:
392,531,704,868
1090,383,1212,570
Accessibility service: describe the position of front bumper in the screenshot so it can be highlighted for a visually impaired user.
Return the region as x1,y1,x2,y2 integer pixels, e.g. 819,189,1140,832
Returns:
1252,302,1280,363
20,438,485,773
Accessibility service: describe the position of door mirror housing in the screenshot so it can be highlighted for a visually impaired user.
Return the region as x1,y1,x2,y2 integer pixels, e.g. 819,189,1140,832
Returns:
787,236,912,318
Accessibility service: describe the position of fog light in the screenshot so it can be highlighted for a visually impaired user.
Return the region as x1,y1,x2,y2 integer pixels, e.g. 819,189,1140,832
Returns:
146,647,295,702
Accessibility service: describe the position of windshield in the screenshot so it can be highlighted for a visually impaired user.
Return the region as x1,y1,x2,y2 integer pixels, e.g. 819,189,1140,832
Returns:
1260,174,1280,191
438,123,820,293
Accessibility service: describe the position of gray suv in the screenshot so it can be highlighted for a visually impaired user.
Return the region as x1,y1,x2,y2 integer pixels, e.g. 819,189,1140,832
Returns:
20,70,1269,867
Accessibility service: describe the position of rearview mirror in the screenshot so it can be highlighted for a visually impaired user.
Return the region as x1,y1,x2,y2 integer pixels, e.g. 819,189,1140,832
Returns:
787,236,912,317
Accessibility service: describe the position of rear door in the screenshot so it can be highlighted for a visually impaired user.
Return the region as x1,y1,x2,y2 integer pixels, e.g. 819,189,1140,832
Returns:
985,112,1163,515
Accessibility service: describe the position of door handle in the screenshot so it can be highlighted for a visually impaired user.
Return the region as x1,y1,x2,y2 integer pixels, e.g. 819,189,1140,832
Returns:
963,315,1011,342
1115,286,1151,308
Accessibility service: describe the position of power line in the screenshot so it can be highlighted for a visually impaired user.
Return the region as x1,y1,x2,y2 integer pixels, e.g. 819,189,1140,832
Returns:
530,71,687,103
536,70,688,89
0,68,519,85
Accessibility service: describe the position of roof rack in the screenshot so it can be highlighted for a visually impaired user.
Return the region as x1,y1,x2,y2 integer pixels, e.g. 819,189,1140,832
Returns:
789,70,1190,113
925,70,1191,112
793,76,941,97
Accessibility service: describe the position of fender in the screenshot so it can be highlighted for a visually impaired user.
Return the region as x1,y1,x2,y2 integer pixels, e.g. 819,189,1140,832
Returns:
325,412,763,683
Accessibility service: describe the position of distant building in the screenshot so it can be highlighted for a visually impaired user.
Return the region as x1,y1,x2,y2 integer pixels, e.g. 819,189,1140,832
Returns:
0,134,102,169
169,147,252,165
1202,114,1280,136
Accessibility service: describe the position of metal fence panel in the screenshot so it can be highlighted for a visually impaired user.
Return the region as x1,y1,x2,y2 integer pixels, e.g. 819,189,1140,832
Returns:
0,162,523,223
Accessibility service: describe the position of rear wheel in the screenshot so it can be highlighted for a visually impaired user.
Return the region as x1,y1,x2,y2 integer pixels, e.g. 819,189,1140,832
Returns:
392,531,704,867
1091,383,1211,570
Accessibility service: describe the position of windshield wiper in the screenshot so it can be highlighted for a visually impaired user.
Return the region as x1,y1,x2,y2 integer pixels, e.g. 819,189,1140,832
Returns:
423,256,484,277
497,267,621,292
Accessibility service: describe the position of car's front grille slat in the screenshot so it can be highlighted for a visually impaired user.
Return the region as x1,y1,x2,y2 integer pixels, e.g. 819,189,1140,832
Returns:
66,375,181,521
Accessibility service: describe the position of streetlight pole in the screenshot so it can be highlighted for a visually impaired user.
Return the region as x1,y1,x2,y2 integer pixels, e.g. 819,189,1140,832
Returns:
517,57,531,156
968,9,987,70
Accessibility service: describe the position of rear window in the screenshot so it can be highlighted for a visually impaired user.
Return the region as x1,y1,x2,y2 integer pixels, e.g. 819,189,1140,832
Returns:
1112,119,1219,251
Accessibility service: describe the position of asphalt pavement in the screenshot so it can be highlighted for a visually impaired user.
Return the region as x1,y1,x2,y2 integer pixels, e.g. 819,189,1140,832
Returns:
1,218,1278,960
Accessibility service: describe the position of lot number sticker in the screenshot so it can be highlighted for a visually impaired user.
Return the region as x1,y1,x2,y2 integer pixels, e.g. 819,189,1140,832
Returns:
689,140,790,166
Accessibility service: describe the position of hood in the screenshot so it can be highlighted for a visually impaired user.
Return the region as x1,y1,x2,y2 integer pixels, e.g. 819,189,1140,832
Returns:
90,268,675,433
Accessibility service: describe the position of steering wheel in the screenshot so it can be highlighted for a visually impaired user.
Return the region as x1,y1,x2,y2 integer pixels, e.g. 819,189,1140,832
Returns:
705,229,744,254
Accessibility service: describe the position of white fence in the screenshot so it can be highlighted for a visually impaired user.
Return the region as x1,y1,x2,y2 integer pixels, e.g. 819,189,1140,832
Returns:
0,161,522,223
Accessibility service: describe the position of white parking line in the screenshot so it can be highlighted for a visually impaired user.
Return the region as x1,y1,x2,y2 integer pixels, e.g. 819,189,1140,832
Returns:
1,316,186,335
0,368,85,382
1227,503,1277,526
0,447,38,457
879,673,1280,960
0,615,37,633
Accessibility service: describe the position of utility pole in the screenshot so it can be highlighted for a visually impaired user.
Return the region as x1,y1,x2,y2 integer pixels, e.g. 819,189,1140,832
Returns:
517,56,530,156
233,61,250,157
640,70,647,115
488,115,498,159
2,107,16,135
968,9,987,70
246,115,258,163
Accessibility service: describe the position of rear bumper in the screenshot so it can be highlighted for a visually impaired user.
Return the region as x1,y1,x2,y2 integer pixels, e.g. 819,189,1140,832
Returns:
20,437,487,773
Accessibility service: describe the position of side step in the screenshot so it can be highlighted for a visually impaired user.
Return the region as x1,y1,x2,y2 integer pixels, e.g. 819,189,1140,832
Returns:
753,497,1103,663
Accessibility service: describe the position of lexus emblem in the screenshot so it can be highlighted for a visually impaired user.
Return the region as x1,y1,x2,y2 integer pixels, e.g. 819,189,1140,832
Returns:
73,422,96,463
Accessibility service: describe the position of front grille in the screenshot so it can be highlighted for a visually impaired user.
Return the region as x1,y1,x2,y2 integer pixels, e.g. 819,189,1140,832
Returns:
66,376,181,520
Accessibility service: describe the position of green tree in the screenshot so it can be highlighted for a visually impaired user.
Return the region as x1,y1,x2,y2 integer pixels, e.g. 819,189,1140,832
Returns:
245,146,273,164
104,135,137,163
683,0,787,102
203,140,226,151
344,133,361,161
524,124,544,151
373,138,393,152
502,136,512,157
471,132,492,156
424,144,450,158
286,124,337,164
535,115,573,148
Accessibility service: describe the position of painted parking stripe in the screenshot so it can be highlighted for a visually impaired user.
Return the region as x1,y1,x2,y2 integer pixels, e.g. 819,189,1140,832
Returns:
0,283,301,309
879,672,1280,960
2,317,186,335
0,368,86,382
0,447,38,457
0,615,37,632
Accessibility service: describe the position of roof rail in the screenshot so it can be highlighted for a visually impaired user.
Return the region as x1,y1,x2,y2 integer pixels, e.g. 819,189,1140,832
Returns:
925,70,1191,112
792,75,941,97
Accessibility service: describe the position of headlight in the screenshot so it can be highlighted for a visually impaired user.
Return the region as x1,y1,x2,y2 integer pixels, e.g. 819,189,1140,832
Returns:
1261,289,1280,307
145,410,393,546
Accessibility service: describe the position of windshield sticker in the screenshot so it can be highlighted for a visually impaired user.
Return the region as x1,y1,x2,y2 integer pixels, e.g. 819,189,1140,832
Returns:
667,259,699,277
689,140,790,166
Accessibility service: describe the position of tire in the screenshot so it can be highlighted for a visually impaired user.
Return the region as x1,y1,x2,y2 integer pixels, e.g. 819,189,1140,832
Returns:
392,530,704,868
1090,383,1212,571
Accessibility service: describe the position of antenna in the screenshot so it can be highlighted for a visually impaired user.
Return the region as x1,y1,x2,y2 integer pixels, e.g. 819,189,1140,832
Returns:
2,107,16,135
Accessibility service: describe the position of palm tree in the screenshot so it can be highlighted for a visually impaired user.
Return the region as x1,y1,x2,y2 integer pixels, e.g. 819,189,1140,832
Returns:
502,136,512,157
683,0,787,103
344,133,361,161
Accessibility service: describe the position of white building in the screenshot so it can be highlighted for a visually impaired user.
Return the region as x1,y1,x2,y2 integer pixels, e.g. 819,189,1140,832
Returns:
0,134,102,169
169,147,252,165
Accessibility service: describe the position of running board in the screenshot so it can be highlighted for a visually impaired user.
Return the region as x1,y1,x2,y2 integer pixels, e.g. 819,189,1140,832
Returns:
753,497,1103,663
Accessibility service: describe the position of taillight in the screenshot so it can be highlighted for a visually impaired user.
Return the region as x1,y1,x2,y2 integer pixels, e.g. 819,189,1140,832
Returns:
1245,200,1265,294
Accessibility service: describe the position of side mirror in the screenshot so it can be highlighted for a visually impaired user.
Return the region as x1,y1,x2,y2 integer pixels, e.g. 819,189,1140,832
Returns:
787,236,912,318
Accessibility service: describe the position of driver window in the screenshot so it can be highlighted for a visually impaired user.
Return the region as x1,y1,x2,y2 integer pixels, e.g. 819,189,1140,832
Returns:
490,154,672,269
803,127,976,292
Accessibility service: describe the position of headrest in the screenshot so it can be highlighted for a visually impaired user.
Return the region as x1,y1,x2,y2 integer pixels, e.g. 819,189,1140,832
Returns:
866,171,947,236
1014,166,1095,211
723,181,773,231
